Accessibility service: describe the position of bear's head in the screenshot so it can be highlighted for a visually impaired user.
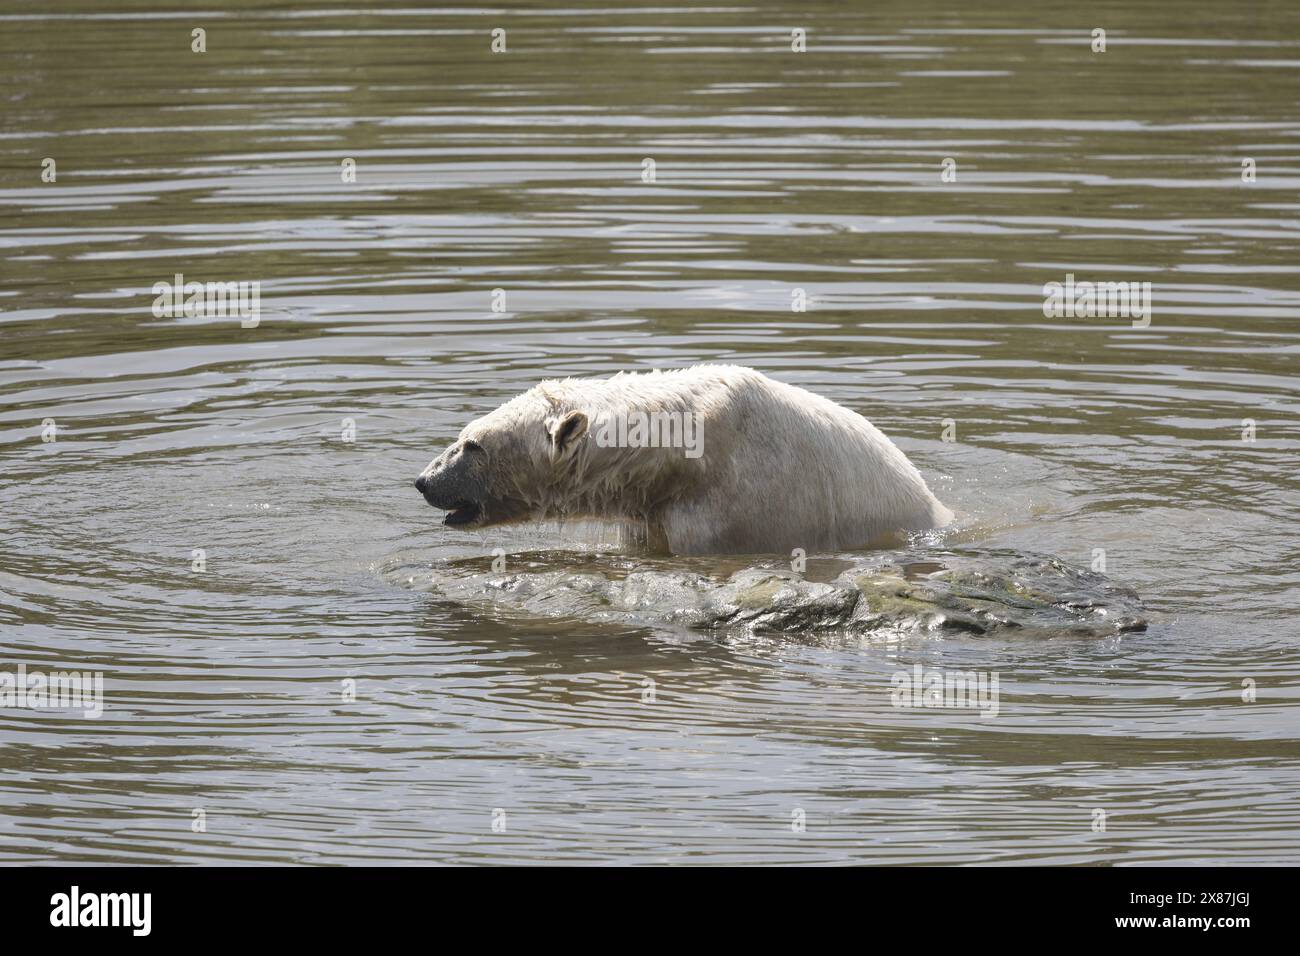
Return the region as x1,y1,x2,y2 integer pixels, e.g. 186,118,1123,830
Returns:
414,388,590,529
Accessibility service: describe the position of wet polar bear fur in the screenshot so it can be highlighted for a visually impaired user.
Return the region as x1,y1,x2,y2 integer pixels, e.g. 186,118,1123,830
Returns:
414,365,953,555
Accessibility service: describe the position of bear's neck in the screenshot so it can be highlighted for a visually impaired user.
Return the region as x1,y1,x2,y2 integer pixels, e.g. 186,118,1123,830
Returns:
532,436,705,526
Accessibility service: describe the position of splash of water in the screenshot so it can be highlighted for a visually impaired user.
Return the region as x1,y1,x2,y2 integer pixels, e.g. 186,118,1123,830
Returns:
397,549,1148,639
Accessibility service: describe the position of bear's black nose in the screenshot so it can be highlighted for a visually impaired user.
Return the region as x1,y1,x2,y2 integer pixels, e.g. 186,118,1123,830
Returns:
415,475,428,493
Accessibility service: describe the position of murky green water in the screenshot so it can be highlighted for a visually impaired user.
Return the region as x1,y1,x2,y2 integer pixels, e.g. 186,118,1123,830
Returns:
2,1,1298,864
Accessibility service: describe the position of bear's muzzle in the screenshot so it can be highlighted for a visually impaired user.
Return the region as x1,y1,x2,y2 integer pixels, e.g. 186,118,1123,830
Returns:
415,447,487,526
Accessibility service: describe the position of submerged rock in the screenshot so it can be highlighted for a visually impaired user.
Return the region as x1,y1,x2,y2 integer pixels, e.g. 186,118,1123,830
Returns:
412,549,1148,639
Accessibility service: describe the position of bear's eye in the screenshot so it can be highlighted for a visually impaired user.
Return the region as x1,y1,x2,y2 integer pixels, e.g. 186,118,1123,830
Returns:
462,439,484,455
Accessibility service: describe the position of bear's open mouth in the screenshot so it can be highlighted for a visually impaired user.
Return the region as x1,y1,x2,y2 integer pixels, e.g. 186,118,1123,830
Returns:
444,500,482,527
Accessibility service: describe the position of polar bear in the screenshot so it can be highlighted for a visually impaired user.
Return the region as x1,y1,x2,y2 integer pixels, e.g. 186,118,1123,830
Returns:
414,365,952,555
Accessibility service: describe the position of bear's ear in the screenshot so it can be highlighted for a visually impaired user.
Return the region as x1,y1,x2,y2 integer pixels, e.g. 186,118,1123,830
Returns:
547,410,589,462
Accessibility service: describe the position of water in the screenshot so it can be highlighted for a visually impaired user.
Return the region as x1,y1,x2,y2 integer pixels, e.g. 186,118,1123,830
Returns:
1,1,1298,864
